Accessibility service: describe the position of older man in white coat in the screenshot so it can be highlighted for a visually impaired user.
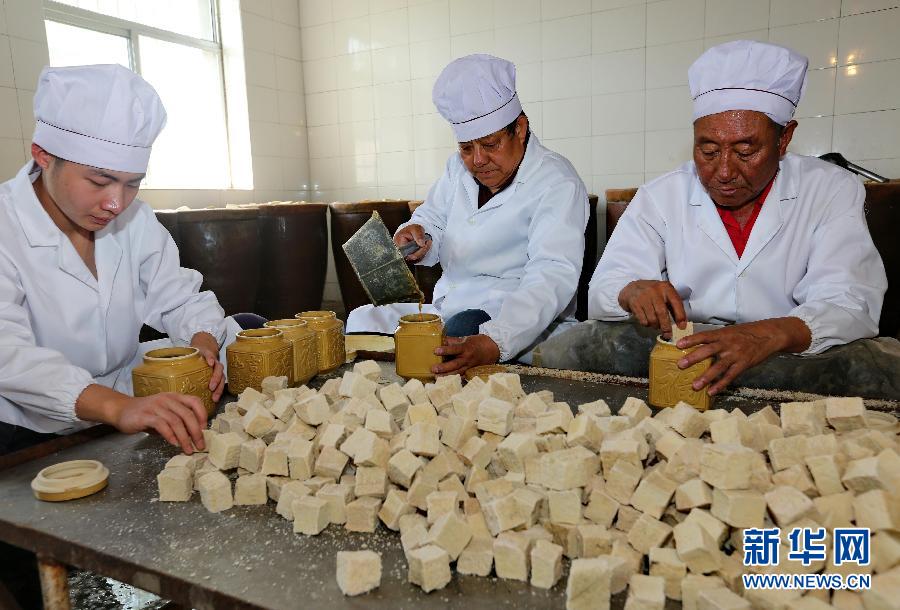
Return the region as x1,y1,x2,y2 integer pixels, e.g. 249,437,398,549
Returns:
587,41,887,396
347,54,588,375
0,65,239,457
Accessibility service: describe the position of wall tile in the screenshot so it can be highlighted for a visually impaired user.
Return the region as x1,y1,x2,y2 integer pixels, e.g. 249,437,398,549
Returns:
299,0,333,27
339,121,377,157
495,22,542,65
371,9,409,50
592,48,645,94
300,23,335,60
644,128,693,172
645,39,703,89
4,0,45,43
542,15,592,60
796,67,835,118
409,0,450,43
542,56,592,101
247,85,279,121
377,150,415,184
338,86,375,123
333,17,371,55
788,115,833,156
645,85,693,131
835,59,900,115
646,0,705,46
410,77,434,114
302,57,337,94
544,136,592,181
704,0,770,38
451,31,495,58
409,38,450,79
703,28,768,50
593,90,644,135
275,24,303,60
10,37,47,90
249,121,283,156
770,0,840,27
306,91,339,126
0,36,13,89
593,132,644,174
375,81,413,118
333,0,369,22
371,0,410,14
278,90,306,126
0,87,20,139
591,4,646,54
242,0,272,19
375,116,414,152
833,109,900,160
450,0,494,36
15,88,32,139
336,52,373,89
543,0,592,21
277,56,305,92
769,19,839,70
852,157,900,178
282,157,310,190
272,0,300,27
414,147,452,184
243,12,276,53
341,153,378,187
413,113,454,150
310,157,342,190
837,8,900,66
493,0,541,26
517,61,543,103
372,46,411,83
281,126,309,159
308,124,341,158
245,49,278,88
841,0,899,16
542,97,592,139
592,0,645,10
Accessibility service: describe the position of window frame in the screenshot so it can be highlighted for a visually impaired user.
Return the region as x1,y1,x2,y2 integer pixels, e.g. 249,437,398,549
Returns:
43,0,240,190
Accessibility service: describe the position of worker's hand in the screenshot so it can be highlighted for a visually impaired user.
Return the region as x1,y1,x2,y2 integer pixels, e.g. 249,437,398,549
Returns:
191,332,225,402
432,334,501,376
676,317,812,396
394,224,431,262
618,280,687,335
117,393,208,454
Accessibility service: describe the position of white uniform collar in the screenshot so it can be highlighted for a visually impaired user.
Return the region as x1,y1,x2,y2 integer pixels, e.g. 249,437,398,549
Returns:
11,161,60,248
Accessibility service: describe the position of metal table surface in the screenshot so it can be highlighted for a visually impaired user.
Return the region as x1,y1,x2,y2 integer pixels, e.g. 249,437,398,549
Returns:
0,363,894,609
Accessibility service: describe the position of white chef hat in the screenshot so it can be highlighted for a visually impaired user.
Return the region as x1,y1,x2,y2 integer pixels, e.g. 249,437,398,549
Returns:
688,40,808,125
432,54,523,142
32,64,167,173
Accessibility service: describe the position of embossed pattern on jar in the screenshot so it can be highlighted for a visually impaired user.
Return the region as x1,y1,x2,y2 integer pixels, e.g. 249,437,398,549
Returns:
132,347,216,416
264,318,318,386
648,335,713,411
394,313,443,382
226,328,293,395
296,310,345,373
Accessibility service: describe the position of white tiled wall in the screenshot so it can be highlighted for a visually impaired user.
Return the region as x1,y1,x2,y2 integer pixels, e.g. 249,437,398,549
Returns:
298,0,900,206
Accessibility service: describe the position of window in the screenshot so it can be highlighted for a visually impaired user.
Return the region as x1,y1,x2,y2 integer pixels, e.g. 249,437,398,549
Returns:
43,0,251,190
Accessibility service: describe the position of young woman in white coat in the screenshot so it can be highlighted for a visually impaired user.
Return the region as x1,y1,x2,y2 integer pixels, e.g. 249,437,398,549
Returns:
0,65,233,457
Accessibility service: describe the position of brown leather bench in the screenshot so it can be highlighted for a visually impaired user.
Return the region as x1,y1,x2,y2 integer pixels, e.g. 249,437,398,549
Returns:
604,182,900,339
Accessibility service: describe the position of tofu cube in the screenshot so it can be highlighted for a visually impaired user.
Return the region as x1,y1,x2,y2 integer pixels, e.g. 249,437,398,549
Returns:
335,550,381,596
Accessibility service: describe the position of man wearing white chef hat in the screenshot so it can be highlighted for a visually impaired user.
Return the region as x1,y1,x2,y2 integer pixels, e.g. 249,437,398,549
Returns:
588,40,887,395
0,64,241,458
347,54,589,375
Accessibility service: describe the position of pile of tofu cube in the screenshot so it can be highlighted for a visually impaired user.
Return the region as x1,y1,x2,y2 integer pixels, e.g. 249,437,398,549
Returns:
156,361,900,608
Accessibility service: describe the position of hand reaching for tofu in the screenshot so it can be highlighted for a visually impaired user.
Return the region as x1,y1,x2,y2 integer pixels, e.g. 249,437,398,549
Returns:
618,280,688,336
75,384,208,454
394,224,432,262
431,334,501,376
675,317,812,396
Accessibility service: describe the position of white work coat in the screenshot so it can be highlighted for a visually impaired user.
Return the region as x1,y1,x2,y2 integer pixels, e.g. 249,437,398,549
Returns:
348,134,588,361
0,162,233,434
589,153,887,354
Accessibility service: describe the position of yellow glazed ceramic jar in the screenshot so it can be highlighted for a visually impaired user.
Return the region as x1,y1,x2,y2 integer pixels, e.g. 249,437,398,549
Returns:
648,336,713,411
264,319,318,386
132,347,215,416
394,313,443,381
296,310,345,373
226,328,294,394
